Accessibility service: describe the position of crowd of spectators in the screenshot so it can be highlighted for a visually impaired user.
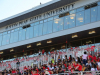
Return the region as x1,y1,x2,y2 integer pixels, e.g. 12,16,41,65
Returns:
1,51,100,75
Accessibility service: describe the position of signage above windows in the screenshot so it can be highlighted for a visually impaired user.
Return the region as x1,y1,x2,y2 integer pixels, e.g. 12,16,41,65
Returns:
5,3,75,30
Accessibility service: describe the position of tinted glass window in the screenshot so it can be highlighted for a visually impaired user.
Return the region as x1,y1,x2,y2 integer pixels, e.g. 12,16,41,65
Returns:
40,20,43,24
19,29,26,41
3,32,7,35
22,29,26,40
35,22,39,25
91,7,97,22
69,14,75,28
76,11,84,26
58,17,64,31
43,22,48,35
19,27,22,30
39,24,43,36
85,9,90,24
14,28,19,31
0,33,2,36
2,35,7,45
64,16,69,29
97,6,100,21
44,19,48,22
70,10,76,14
48,17,53,21
10,33,14,43
30,23,34,26
6,34,10,44
8,31,10,34
98,1,100,5
0,36,2,46
11,30,14,32
76,7,84,12
19,30,22,41
26,27,30,39
54,15,59,19
34,25,38,37
26,27,33,39
13,31,18,42
47,21,53,34
53,19,59,32
30,27,33,38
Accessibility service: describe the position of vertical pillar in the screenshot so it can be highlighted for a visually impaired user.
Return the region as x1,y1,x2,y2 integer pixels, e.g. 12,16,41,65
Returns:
43,55,44,63
66,43,67,51
54,54,55,61
81,72,83,75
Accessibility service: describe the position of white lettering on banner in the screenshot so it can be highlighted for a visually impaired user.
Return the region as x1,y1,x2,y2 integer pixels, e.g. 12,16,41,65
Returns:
5,3,75,30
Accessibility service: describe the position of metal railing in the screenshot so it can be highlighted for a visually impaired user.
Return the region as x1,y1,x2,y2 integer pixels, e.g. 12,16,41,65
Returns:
0,44,100,71
51,71,100,75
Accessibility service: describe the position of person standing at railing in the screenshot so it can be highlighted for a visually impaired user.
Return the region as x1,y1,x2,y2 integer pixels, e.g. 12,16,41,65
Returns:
82,52,88,65
69,55,72,62
16,60,20,69
57,56,61,63
65,55,68,64
92,55,97,62
38,49,41,56
42,49,45,55
51,57,55,64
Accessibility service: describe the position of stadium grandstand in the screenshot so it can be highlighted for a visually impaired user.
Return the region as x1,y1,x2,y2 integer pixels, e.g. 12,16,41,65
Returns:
0,0,100,75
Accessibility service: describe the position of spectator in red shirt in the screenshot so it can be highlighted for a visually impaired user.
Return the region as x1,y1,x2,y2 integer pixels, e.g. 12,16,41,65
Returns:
78,63,82,71
42,49,45,55
92,55,97,62
35,67,39,73
88,54,93,61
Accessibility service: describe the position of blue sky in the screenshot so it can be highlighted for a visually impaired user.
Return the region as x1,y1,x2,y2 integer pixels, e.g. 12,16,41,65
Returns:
0,0,52,20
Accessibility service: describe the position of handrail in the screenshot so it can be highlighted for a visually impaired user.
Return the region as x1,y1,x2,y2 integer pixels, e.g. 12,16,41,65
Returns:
51,71,100,75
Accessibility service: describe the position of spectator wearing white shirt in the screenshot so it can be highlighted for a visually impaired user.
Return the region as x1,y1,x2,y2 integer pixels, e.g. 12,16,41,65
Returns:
86,60,92,67
82,52,88,65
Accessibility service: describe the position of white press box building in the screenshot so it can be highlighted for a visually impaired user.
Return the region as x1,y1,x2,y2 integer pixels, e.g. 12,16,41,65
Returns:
0,0,100,60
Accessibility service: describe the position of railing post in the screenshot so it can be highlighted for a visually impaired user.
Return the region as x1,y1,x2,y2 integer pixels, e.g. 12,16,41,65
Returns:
48,54,49,63
81,71,83,75
54,54,55,61
43,55,44,64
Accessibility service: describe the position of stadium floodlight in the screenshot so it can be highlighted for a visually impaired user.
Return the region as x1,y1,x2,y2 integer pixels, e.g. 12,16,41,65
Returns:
89,30,95,34
0,51,3,54
37,42,41,46
10,49,14,52
27,45,31,48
